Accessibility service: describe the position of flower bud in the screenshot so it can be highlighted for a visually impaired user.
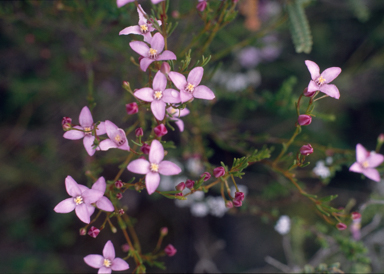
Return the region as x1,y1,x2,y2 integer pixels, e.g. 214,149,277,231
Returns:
115,180,124,189
234,192,245,202
213,166,226,178
233,200,242,207
175,192,183,197
126,102,138,115
378,134,384,143
298,114,312,126
196,1,207,12
88,226,100,238
185,179,195,189
171,10,180,19
176,182,186,191
79,228,86,236
300,144,314,156
154,124,168,137
336,223,347,230
140,143,150,154
118,208,125,215
225,201,234,208
303,87,316,97
164,244,177,257
116,193,123,200
351,212,361,220
121,243,130,252
200,172,211,181
161,227,168,236
62,117,72,131
160,62,171,75
135,127,143,137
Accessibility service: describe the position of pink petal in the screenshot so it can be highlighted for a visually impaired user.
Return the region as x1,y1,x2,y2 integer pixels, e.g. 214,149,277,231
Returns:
83,189,104,204
78,184,90,193
162,89,181,103
54,198,76,213
157,50,176,61
349,162,363,173
119,141,130,151
129,41,149,57
84,254,104,269
140,58,154,72
104,120,118,138
112,258,129,271
96,197,114,212
179,108,190,117
151,100,166,121
307,80,319,93
174,118,184,132
367,153,384,168
153,71,167,91
305,60,320,80
152,0,165,3
356,144,369,163
187,67,204,86
362,168,381,182
92,177,106,192
116,0,134,8
193,85,215,100
143,33,152,44
65,176,82,197
180,90,193,103
63,127,84,140
119,25,141,35
127,159,150,174
150,33,164,53
98,267,112,274
321,67,342,83
135,87,154,102
319,84,340,99
99,139,118,151
96,122,106,135
137,4,146,21
159,160,182,175
168,72,187,90
79,106,93,127
75,204,91,223
145,172,160,195
83,136,96,156
149,139,164,164
103,240,116,260
87,204,95,216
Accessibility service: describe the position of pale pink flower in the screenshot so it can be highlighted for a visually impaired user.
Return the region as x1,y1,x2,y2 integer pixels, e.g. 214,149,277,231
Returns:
349,143,384,182
54,176,103,224
305,60,342,99
119,4,162,43
117,0,164,8
127,140,181,194
169,67,215,103
84,240,129,273
63,106,106,156
134,71,180,120
99,121,130,152
130,33,176,72
167,107,190,132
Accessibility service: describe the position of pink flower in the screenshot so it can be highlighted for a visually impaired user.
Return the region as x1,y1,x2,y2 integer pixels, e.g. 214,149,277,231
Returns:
127,140,181,194
54,176,104,224
84,240,129,273
164,244,177,256
130,33,176,72
298,114,312,126
99,121,130,152
154,124,168,137
213,166,226,178
336,223,347,231
305,60,342,99
126,102,138,115
63,106,106,156
349,143,384,182
119,4,162,43
196,1,207,11
300,144,313,156
134,71,180,120
167,107,190,132
117,0,164,8
88,226,100,238
90,177,115,212
169,67,215,103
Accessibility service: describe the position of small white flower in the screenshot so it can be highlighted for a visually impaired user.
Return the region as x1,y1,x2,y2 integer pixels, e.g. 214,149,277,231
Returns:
325,157,333,165
275,215,290,235
313,161,331,179
206,196,228,217
190,202,209,217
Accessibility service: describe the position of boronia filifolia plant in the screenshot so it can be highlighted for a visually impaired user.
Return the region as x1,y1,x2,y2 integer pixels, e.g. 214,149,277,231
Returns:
54,0,384,273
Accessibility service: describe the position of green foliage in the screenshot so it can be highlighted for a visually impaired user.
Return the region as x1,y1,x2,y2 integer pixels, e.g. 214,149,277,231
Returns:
230,146,271,178
303,262,343,273
348,0,370,22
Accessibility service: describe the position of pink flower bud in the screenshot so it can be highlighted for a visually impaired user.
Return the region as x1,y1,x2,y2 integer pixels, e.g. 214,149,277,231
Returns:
176,182,186,191
298,114,312,126
126,102,138,115
226,201,234,208
351,212,361,220
140,143,150,154
160,62,171,75
62,117,72,131
234,192,245,202
171,10,180,19
378,134,384,143
116,193,123,200
88,226,100,238
213,166,226,178
196,1,207,11
233,200,242,207
200,172,211,181
135,127,143,137
79,228,86,236
300,144,313,156
303,87,316,97
115,180,124,189
175,192,183,197
154,124,168,137
161,227,168,236
185,179,195,189
118,209,125,215
121,243,130,252
336,223,347,230
164,244,177,256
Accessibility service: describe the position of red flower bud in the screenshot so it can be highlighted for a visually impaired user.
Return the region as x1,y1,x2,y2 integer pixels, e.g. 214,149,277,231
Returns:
79,228,86,236
164,244,177,256
115,180,124,189
200,172,211,181
196,1,207,12
161,227,168,236
121,244,130,252
213,166,226,178
233,200,242,207
154,124,168,137
116,193,123,200
336,223,347,230
234,192,245,202
303,87,316,97
62,117,72,131
126,102,138,115
185,179,195,189
298,114,312,126
300,144,313,156
135,127,143,137
88,226,100,238
118,209,125,215
351,212,361,220
176,182,186,191
225,201,234,208
140,143,150,154
160,62,171,75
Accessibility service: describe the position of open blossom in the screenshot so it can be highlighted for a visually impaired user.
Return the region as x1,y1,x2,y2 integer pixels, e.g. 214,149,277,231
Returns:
305,60,342,99
349,143,384,182
63,106,106,156
167,107,190,132
127,140,181,194
119,4,162,43
99,121,130,152
89,177,114,212
84,240,129,273
130,33,176,72
117,0,164,8
54,176,103,224
134,71,180,120
169,67,215,103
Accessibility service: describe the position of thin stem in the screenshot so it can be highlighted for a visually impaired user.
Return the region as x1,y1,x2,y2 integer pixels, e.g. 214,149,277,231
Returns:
313,94,329,102
230,174,239,192
273,126,301,165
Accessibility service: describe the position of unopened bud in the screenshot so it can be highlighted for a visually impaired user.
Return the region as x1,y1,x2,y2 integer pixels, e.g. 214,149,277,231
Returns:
161,227,168,236
200,172,211,181
154,124,168,137
175,192,183,197
225,201,234,208
213,166,226,178
351,212,361,220
298,114,312,126
336,223,347,231
140,143,150,154
185,179,195,189
233,200,242,207
121,243,130,252
303,87,316,97
164,244,177,256
300,144,313,156
196,1,207,12
171,10,180,19
234,192,245,202
62,117,72,131
116,193,123,200
118,208,125,215
135,127,143,137
115,180,124,189
79,228,87,236
88,226,100,238
176,182,186,191
378,134,384,143
160,62,171,75
126,102,138,115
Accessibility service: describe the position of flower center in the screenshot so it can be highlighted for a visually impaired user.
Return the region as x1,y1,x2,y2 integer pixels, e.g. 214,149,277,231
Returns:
103,258,112,268
149,48,158,59
74,196,83,205
140,24,148,33
150,163,159,172
315,76,326,86
113,134,126,146
153,90,163,100
362,161,369,168
84,127,92,136
185,83,195,93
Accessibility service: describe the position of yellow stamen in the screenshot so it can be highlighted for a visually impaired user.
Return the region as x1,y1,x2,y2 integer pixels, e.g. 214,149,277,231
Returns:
84,127,92,135
74,196,83,205
317,76,326,85
103,259,111,267
154,91,163,100
186,83,195,93
140,24,148,33
150,163,159,172
149,48,157,58
362,161,369,168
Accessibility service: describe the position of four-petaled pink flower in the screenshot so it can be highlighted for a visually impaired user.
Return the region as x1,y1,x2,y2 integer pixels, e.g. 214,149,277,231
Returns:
130,33,176,72
119,4,162,43
167,107,190,132
127,140,181,195
134,71,180,120
169,67,215,103
54,176,103,224
84,240,129,274
349,143,384,182
305,60,342,99
99,121,130,152
63,106,106,156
